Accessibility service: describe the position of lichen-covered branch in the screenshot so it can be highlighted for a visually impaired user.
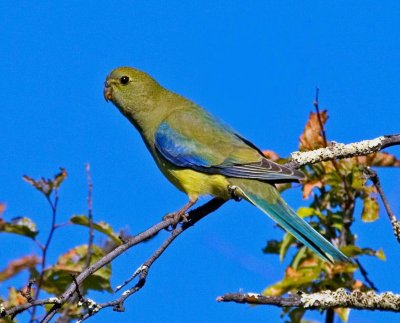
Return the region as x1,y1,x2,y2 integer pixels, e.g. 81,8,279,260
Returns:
0,298,62,319
217,288,400,312
287,134,400,168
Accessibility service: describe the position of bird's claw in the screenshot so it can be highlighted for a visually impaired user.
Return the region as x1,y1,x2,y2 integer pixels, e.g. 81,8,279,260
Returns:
162,211,188,230
228,185,242,201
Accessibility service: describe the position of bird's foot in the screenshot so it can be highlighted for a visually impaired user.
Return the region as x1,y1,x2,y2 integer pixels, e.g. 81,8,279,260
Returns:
163,211,188,227
162,198,198,230
227,185,242,202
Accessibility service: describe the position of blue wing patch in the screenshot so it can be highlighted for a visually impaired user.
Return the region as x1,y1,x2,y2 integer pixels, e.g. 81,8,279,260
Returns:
155,121,304,181
155,122,212,168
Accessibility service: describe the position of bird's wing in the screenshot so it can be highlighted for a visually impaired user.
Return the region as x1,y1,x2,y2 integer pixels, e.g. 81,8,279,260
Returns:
154,107,304,181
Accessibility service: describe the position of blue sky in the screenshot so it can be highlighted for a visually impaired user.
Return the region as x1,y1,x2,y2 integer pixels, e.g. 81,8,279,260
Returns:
1,1,400,322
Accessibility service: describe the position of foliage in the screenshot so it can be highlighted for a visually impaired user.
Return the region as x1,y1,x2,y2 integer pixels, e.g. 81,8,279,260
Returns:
262,111,400,322
0,169,121,322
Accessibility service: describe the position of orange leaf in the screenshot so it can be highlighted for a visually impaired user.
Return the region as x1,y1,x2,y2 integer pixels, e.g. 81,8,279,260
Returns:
299,111,328,151
355,152,400,167
0,255,41,282
302,180,323,198
262,150,280,161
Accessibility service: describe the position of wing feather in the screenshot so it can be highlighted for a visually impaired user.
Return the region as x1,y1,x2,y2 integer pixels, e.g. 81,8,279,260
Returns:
154,108,304,182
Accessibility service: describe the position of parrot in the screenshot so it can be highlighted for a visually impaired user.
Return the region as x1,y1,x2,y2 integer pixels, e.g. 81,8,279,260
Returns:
103,66,350,263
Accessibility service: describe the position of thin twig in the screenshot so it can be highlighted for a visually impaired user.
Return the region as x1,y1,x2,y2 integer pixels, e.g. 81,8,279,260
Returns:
355,259,378,291
20,280,35,304
72,275,85,303
313,87,328,146
85,163,94,268
364,167,400,242
30,190,59,322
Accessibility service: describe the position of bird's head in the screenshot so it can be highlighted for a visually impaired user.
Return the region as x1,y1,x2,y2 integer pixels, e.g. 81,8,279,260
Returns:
104,66,161,114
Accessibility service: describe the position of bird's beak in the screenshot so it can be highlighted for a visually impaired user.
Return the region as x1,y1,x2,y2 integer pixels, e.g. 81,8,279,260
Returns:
103,80,113,102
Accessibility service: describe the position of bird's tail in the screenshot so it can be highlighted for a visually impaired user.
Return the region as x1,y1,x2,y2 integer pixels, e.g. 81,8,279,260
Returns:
229,178,350,263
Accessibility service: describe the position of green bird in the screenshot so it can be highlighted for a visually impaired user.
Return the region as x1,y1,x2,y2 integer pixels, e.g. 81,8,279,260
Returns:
104,67,350,263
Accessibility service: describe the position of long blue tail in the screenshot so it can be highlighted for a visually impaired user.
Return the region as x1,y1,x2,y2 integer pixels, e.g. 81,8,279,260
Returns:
230,178,350,263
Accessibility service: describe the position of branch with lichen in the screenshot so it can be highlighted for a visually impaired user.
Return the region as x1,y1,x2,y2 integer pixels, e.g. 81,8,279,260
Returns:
217,288,400,312
286,134,400,168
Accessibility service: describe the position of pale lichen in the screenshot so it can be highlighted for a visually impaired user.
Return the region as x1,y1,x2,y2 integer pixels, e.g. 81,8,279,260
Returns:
291,137,385,166
301,288,400,311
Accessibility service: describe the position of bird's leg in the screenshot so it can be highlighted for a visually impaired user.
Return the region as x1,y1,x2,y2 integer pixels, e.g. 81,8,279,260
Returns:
227,185,242,202
163,198,198,227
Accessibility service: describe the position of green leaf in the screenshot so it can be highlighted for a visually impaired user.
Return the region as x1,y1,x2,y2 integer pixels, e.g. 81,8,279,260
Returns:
0,216,38,238
291,246,308,270
70,215,121,245
296,207,317,219
279,233,295,262
287,308,306,323
350,167,365,190
340,246,386,261
263,258,321,296
329,211,344,231
263,239,281,255
335,308,350,323
375,248,386,261
361,195,379,222
41,244,112,295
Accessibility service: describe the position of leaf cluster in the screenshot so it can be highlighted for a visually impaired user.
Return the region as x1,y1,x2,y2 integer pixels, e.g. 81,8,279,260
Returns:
262,111,399,322
0,169,122,321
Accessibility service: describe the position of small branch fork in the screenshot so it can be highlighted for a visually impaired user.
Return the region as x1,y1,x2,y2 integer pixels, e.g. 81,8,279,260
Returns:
217,288,400,312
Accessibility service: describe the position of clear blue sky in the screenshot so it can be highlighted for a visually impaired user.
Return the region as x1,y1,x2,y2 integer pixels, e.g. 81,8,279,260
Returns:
2,1,400,322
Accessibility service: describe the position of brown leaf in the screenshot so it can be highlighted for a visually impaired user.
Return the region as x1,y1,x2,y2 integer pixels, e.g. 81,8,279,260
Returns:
352,280,364,290
355,152,400,167
23,168,68,196
7,287,27,306
262,149,280,161
0,255,41,282
302,179,323,199
23,175,52,196
299,111,328,151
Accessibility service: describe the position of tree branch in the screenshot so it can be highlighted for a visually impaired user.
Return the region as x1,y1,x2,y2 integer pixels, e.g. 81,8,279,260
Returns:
286,134,400,168
38,198,227,322
217,288,400,312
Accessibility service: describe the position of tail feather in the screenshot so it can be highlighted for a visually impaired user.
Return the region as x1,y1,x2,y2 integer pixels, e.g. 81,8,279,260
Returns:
230,179,350,263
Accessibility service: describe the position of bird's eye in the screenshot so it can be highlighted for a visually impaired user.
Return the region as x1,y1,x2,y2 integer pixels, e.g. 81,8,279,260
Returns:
120,76,130,85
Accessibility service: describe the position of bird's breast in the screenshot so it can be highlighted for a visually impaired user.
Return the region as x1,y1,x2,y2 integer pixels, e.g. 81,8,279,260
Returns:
157,159,231,200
